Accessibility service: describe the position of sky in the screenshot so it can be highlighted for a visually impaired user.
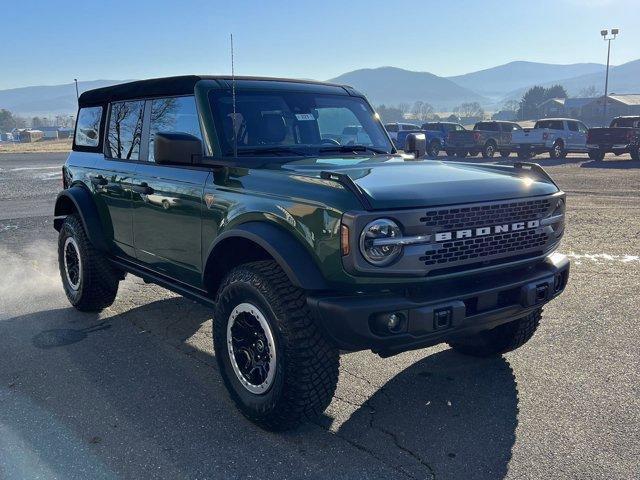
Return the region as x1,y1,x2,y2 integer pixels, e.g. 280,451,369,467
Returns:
1,0,638,90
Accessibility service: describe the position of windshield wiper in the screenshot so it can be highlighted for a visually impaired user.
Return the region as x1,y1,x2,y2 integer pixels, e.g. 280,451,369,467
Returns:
236,146,309,157
317,145,390,155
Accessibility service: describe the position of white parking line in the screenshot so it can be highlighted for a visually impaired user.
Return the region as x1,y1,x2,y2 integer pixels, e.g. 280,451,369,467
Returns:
9,166,60,171
565,252,640,264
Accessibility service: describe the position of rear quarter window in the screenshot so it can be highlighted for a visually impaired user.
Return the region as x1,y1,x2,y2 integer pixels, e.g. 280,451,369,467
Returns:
74,106,103,149
106,101,145,160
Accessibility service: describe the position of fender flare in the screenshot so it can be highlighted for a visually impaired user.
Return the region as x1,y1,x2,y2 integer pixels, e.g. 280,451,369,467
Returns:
205,221,328,291
54,186,108,252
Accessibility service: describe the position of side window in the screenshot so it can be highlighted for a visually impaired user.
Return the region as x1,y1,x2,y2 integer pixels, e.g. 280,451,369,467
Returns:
74,106,102,148
577,122,589,133
385,124,398,133
550,120,564,130
148,96,202,162
106,101,145,160
567,121,578,132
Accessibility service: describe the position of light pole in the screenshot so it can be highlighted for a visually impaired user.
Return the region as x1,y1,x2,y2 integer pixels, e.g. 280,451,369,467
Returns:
600,28,619,125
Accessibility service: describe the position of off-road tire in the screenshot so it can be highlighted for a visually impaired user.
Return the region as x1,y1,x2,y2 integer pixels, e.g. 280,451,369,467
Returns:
549,141,566,159
213,260,339,431
588,150,605,161
481,142,496,158
448,308,542,357
58,214,120,312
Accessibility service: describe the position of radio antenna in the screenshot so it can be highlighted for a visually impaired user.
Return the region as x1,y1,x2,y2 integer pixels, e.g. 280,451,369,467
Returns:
230,33,238,159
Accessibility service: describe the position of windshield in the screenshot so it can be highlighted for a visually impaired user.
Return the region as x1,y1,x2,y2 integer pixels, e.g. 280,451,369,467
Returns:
208,91,393,156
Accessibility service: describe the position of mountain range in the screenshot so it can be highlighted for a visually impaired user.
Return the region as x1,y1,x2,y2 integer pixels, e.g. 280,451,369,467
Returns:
1,59,639,116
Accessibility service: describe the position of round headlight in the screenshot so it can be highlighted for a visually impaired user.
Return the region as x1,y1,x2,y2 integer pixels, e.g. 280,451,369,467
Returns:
359,219,403,266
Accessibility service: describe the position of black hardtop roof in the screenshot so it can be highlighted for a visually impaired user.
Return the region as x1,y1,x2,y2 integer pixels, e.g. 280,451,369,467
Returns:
78,75,355,107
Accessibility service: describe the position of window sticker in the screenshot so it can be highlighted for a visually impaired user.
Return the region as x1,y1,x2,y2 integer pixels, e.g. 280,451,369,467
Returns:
295,113,315,121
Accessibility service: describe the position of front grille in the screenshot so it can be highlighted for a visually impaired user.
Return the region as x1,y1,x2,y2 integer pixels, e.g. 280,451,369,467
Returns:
419,198,554,268
420,199,551,231
421,230,549,266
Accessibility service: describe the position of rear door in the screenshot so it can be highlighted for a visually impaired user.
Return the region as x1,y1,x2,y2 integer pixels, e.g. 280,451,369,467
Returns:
130,96,209,287
92,100,145,257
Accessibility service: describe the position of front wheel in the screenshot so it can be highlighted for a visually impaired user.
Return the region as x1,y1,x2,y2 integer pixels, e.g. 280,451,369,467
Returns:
58,215,121,312
448,308,542,357
213,260,339,431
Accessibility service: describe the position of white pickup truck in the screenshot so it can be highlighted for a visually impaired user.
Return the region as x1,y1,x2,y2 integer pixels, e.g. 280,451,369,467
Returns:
511,118,589,159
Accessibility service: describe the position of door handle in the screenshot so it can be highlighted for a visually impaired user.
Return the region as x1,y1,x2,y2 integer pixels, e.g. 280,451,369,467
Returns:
130,182,154,195
91,175,108,186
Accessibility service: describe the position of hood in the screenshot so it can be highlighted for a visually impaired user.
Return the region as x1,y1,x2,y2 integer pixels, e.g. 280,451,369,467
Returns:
280,156,559,210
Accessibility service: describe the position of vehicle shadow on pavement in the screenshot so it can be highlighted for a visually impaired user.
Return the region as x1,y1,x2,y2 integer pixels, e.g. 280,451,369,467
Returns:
330,350,519,480
0,297,517,479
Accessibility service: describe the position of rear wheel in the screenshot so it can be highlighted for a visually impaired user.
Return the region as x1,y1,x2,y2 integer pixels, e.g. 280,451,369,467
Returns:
58,215,121,312
481,142,496,158
588,150,605,161
549,141,566,159
213,260,339,431
427,140,441,158
448,308,542,357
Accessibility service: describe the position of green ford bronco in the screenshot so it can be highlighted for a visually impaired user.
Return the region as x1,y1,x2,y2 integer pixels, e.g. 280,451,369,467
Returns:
55,76,569,430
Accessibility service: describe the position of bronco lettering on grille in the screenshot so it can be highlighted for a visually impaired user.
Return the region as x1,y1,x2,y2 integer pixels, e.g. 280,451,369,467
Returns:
434,220,540,242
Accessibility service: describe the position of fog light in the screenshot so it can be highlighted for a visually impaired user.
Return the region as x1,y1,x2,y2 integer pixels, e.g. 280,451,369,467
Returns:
371,311,407,335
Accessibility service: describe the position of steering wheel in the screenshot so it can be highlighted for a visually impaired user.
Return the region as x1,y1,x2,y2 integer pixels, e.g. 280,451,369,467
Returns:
321,138,341,146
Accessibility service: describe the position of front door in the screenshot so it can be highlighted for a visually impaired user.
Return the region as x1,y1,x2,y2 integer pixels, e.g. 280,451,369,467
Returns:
130,96,209,287
92,99,145,257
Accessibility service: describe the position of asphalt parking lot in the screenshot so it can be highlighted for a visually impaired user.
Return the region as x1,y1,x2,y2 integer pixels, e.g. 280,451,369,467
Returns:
0,152,638,480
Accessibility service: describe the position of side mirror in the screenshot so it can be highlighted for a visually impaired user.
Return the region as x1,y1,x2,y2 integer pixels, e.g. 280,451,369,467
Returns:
405,133,427,159
154,132,202,165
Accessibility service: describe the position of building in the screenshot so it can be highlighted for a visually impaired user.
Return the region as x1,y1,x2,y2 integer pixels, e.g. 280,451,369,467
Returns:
580,94,640,126
38,126,60,140
18,129,44,143
537,94,640,126
537,97,594,119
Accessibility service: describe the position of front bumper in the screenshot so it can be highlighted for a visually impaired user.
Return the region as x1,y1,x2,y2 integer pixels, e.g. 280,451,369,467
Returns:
308,253,569,356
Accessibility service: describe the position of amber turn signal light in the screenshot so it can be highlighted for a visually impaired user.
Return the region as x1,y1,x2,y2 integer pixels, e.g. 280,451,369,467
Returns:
341,224,350,256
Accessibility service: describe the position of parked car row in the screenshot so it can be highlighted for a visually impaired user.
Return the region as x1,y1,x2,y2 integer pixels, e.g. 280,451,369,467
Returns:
386,115,640,161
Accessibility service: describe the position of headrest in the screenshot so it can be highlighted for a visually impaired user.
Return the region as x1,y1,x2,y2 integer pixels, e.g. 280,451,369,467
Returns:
259,114,287,143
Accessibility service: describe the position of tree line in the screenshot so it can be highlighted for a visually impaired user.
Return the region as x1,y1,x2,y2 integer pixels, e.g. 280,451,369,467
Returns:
0,108,75,132
376,101,485,124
